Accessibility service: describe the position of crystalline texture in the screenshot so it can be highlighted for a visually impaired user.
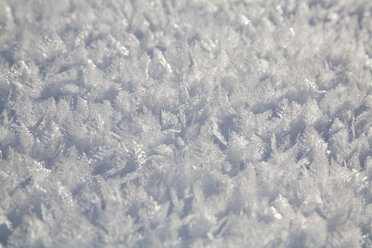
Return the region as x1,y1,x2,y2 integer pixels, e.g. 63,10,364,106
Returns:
0,0,372,247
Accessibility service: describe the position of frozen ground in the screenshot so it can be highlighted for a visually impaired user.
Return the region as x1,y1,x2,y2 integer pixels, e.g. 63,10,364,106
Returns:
0,0,371,247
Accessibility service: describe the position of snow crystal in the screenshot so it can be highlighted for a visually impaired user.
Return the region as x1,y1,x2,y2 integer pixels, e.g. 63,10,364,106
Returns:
0,0,371,247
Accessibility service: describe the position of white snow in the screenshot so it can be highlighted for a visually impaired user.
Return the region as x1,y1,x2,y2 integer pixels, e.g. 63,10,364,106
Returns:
0,0,371,247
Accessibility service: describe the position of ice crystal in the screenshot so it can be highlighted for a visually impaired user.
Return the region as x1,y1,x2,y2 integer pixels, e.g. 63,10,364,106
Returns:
0,0,371,247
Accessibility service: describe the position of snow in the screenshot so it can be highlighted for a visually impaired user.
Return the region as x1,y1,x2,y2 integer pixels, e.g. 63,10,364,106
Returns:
0,0,371,247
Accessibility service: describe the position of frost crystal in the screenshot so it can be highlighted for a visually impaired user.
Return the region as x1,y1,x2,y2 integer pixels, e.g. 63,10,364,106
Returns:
0,0,372,247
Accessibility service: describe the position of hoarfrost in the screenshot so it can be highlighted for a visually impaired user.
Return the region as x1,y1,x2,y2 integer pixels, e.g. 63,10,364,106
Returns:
0,0,371,247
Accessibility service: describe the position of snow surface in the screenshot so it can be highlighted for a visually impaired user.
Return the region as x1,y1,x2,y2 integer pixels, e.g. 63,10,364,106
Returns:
0,0,371,247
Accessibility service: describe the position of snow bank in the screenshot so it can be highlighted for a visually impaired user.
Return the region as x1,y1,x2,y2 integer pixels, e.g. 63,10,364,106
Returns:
0,0,371,247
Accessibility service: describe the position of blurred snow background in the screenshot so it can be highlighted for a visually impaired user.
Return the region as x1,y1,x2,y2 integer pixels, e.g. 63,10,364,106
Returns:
0,0,371,247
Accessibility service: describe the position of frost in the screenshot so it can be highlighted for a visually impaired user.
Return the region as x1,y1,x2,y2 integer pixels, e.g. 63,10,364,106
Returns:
1,0,372,247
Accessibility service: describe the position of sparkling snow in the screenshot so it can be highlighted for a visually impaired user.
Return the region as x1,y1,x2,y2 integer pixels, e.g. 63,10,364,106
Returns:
0,0,371,247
